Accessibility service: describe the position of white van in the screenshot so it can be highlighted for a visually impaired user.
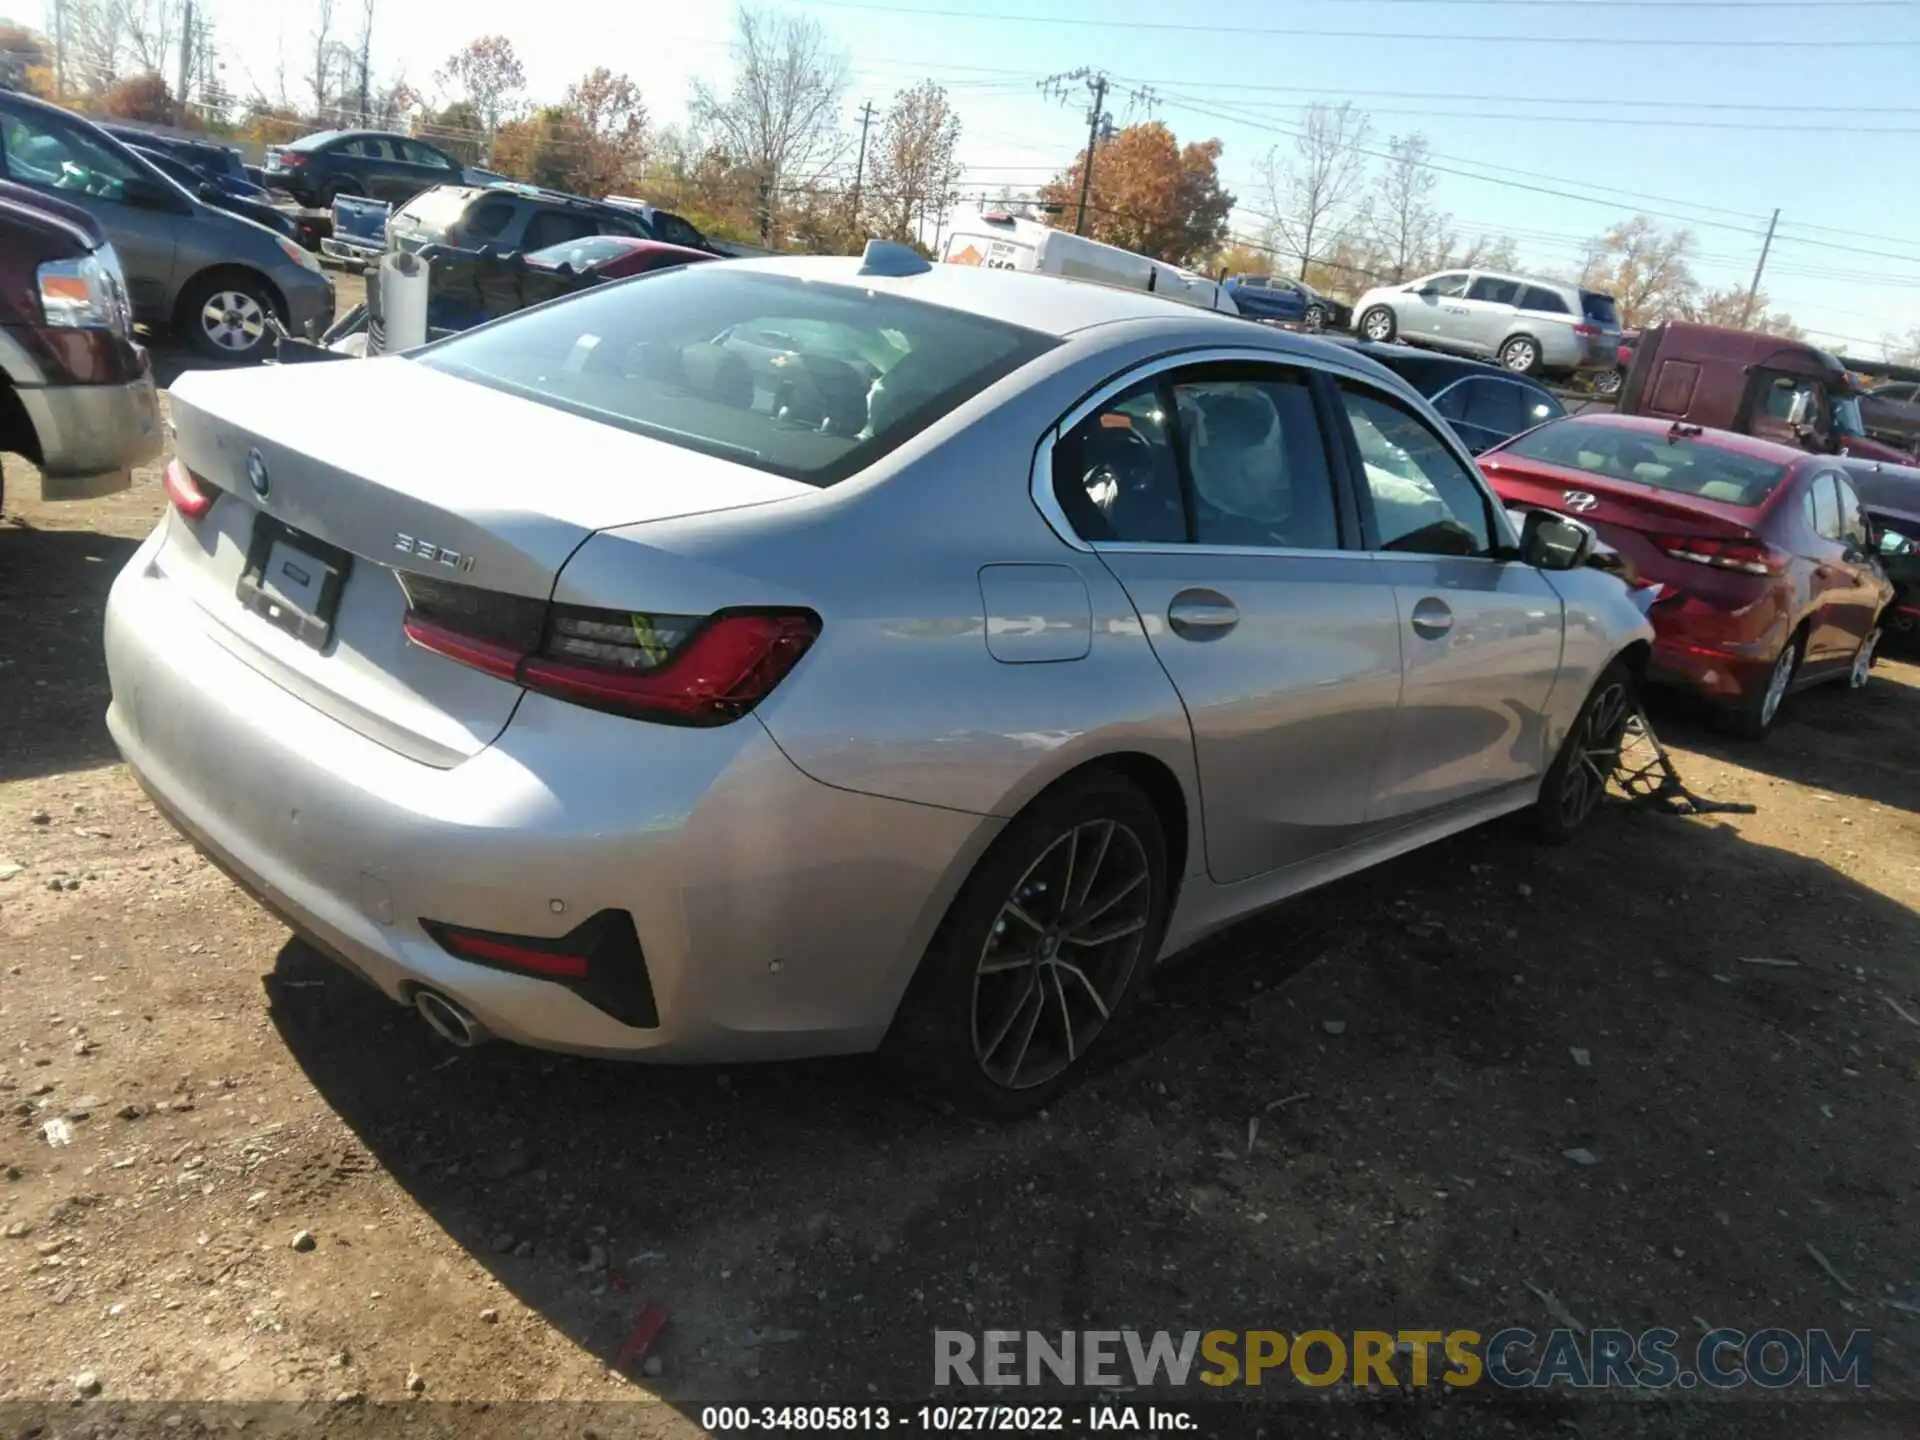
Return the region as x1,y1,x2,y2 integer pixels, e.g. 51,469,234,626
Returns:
943,212,1238,315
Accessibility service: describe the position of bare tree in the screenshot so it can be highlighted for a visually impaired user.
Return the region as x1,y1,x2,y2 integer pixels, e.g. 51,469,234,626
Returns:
1261,101,1372,282
63,0,131,91
354,0,374,122
121,0,180,79
1365,132,1443,284
691,6,850,243
435,35,526,138
865,80,962,241
307,0,336,116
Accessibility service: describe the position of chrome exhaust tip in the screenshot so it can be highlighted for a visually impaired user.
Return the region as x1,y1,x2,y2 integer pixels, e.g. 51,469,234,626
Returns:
413,989,490,1048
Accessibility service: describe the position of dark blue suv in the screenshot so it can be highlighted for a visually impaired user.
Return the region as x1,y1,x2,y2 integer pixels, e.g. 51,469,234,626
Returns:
1222,273,1309,325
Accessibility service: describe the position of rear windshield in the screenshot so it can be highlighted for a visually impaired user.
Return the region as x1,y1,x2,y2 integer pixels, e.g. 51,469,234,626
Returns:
416,267,1057,485
283,131,341,153
1580,291,1620,327
1502,420,1789,507
527,237,639,270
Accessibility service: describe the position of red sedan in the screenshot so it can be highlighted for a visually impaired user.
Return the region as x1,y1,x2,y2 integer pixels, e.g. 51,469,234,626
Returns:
523,235,717,279
1480,414,1893,738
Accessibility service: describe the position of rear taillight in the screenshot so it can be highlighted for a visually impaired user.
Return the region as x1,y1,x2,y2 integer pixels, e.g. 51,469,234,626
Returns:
397,574,818,725
1654,533,1784,576
163,458,215,519
275,152,307,168
1573,323,1600,337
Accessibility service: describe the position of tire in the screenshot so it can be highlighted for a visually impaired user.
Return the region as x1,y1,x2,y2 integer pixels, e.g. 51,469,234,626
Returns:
1845,623,1882,692
178,271,280,362
1500,335,1544,375
1359,305,1397,342
883,772,1169,1116
1724,628,1803,741
1305,305,1329,333
1594,367,1623,398
1531,660,1635,844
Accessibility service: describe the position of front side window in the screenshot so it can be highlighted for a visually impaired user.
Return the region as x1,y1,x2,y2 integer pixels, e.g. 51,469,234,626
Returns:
1421,273,1470,298
1339,386,1494,556
652,211,707,249
419,266,1055,485
1052,382,1186,545
1467,276,1520,305
347,136,397,161
0,111,144,201
1829,391,1867,439
1760,373,1820,425
400,139,456,170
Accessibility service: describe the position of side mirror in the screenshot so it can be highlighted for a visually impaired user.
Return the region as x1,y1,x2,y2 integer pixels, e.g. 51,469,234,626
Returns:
1785,390,1815,428
1520,508,1597,571
196,182,223,203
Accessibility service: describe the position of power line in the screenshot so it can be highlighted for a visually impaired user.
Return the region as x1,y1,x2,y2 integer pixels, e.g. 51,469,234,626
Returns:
787,0,1919,46
1192,101,1920,135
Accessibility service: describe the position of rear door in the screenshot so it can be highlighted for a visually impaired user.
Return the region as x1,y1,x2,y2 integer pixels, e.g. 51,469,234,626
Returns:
1800,473,1856,665
346,136,408,204
1331,379,1565,820
1050,359,1403,884
1457,275,1522,357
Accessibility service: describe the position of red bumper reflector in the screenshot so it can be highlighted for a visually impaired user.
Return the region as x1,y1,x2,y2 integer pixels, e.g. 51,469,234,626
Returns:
432,928,590,979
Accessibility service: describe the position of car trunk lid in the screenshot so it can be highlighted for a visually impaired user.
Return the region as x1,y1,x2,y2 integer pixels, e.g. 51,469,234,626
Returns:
160,357,812,766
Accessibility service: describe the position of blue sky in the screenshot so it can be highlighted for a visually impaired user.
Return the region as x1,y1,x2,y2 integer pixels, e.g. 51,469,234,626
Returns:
150,0,1920,352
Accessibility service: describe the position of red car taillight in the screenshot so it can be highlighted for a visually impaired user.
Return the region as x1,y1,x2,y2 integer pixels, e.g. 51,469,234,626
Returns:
274,152,307,168
1654,534,1785,577
397,574,819,726
163,458,215,519
1573,323,1600,338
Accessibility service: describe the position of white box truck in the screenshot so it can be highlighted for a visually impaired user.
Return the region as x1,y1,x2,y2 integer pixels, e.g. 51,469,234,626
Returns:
943,211,1239,315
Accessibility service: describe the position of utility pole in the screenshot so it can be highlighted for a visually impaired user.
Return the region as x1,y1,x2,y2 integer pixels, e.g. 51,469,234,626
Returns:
174,0,194,126
1740,207,1780,329
851,100,876,214
51,0,65,98
1040,69,1152,237
358,0,374,125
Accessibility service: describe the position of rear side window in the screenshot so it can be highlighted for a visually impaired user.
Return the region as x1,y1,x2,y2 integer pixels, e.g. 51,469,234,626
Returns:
524,210,603,250
1504,420,1789,507
1519,286,1569,314
651,211,707,249
417,267,1057,485
347,136,396,160
1580,291,1620,327
1467,276,1520,305
463,200,515,242
1052,382,1186,544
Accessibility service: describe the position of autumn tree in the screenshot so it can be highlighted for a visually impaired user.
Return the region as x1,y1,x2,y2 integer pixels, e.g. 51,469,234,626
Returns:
101,71,173,123
1366,133,1445,284
1684,284,1801,339
558,68,648,196
491,106,573,191
417,100,483,164
1039,121,1233,267
1262,101,1372,282
1437,230,1521,273
436,34,526,139
863,80,962,242
691,6,849,242
1580,216,1698,328
0,25,53,94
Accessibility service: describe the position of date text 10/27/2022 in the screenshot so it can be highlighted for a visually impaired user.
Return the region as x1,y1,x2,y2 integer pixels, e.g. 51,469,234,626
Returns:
699,1405,1198,1433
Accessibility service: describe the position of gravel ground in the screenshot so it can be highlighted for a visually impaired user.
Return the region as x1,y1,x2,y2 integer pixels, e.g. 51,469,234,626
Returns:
1,325,1917,1437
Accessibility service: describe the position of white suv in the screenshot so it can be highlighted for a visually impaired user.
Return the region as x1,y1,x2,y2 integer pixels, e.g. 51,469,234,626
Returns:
1351,270,1621,379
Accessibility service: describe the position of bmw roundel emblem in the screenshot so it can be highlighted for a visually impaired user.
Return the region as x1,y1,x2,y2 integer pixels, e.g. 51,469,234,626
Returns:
247,448,270,499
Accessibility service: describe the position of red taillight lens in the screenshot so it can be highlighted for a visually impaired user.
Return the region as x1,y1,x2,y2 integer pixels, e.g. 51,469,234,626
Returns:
163,458,214,519
1654,533,1784,576
276,152,307,168
1573,323,1600,337
397,574,818,725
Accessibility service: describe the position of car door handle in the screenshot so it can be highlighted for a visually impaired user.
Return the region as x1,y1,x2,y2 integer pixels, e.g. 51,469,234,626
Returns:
1410,596,1454,640
1167,589,1238,640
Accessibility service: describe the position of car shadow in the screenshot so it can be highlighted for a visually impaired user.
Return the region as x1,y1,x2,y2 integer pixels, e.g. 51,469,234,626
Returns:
0,522,141,783
1646,654,1920,816
264,798,1920,1420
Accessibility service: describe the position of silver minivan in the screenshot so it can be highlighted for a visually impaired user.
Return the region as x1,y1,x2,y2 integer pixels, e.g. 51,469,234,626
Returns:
1351,270,1621,378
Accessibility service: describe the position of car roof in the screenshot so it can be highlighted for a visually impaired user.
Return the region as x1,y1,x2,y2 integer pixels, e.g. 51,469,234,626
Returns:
720,254,1299,338
1544,411,1819,466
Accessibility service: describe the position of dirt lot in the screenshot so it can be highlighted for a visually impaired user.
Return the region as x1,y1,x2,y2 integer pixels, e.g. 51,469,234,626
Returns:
1,334,1918,1437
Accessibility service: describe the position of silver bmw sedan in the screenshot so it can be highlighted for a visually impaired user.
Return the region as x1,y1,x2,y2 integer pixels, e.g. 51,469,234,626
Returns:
104,244,1653,1113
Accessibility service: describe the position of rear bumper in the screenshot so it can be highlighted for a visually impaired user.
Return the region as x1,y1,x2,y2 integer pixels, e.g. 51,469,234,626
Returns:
11,350,162,499
103,526,997,1061
1644,599,1783,702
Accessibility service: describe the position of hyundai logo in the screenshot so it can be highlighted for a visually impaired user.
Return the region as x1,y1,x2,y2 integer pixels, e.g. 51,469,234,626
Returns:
246,448,270,499
1562,490,1598,513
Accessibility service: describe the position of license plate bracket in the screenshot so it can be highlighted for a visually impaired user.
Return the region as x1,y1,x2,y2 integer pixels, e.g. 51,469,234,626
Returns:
237,515,352,651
